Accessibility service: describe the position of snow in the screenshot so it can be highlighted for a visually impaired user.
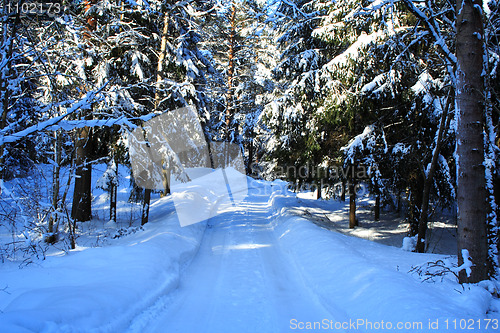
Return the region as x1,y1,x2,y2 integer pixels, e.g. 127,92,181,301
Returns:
0,196,206,333
170,167,248,227
340,125,373,164
0,175,499,332
454,249,473,278
323,31,383,73
402,235,418,252
361,72,386,94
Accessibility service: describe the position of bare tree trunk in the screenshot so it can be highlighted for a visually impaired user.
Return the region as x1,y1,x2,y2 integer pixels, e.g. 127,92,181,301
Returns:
109,157,117,223
0,4,22,179
71,0,97,223
156,12,171,198
416,98,452,253
110,180,117,222
71,125,93,222
49,130,61,233
141,188,151,226
246,136,254,175
139,135,153,225
408,178,424,237
45,130,62,244
156,12,169,109
397,190,402,214
139,10,171,225
349,180,357,229
455,0,488,283
161,157,170,197
225,3,237,142
374,194,380,221
341,178,346,202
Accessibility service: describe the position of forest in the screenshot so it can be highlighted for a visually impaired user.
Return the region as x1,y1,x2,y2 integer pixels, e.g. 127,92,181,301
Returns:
1,0,500,327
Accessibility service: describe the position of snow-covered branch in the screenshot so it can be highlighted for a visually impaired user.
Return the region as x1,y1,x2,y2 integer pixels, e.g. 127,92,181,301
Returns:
400,0,457,66
0,87,105,145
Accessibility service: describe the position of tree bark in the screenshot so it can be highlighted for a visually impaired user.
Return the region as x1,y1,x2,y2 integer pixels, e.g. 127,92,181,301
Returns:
49,130,62,233
141,188,151,226
161,156,170,197
82,0,97,39
156,11,170,109
71,126,93,222
349,180,357,228
71,0,97,223
341,178,346,202
397,190,402,214
225,3,237,142
408,177,424,237
110,180,117,222
374,194,380,221
156,12,171,197
246,136,254,175
0,4,22,179
109,158,117,223
455,0,488,283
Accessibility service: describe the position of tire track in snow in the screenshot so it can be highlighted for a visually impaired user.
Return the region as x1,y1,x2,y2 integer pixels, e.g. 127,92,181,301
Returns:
134,194,344,333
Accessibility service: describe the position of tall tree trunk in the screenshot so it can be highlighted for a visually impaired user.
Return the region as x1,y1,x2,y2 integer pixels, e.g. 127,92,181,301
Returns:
416,98,452,253
49,130,62,233
46,130,62,244
374,194,380,221
83,0,97,39
141,10,171,225
455,0,488,283
71,125,93,222
397,190,402,214
225,3,237,142
160,157,170,197
246,136,254,175
141,188,151,226
408,177,424,237
71,0,97,223
349,180,357,229
156,12,170,198
0,4,22,179
110,180,117,222
109,157,117,223
156,12,170,109
341,178,346,202
139,131,153,225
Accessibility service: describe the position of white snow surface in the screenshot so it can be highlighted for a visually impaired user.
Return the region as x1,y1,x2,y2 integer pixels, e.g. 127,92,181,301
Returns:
0,177,499,332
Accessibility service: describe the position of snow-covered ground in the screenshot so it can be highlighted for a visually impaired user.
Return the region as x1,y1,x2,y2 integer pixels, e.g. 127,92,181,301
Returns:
0,175,499,332
295,191,458,255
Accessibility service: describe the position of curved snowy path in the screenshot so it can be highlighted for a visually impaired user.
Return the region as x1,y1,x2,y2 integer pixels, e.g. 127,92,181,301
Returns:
142,194,338,333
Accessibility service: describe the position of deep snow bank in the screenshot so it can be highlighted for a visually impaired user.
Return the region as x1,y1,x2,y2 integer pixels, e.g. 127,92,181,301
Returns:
269,193,498,332
0,197,206,333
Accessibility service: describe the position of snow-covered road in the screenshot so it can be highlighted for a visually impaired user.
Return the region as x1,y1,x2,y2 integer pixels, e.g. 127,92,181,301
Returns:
0,178,498,333
141,194,337,333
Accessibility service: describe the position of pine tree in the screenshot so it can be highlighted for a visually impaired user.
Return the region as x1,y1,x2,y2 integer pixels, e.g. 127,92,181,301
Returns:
71,0,99,223
262,0,330,187
200,0,269,173
93,0,217,224
308,1,457,237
